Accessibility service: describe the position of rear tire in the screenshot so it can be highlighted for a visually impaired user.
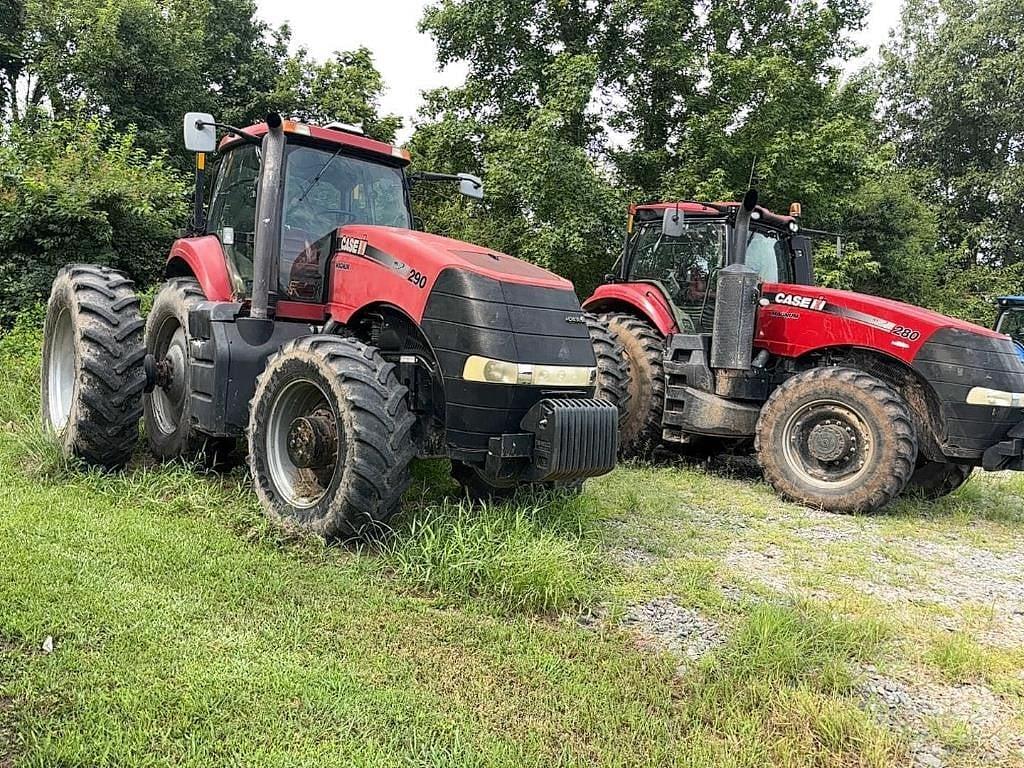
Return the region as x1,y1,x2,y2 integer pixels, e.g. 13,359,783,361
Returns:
248,336,416,539
584,313,630,431
905,461,973,500
755,367,918,513
144,278,233,463
40,264,145,469
599,312,665,456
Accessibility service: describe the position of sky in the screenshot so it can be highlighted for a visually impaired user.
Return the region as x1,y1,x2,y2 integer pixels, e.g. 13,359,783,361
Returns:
255,0,904,142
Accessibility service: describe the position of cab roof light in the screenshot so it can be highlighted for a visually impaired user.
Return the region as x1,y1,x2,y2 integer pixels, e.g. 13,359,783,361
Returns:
790,202,802,217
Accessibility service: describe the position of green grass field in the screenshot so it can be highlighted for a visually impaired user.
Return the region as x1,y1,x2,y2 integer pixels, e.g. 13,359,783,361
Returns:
2,316,1022,767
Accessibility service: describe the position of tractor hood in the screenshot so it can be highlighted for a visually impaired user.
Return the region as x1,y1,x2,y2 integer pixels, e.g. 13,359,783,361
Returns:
762,283,1003,338
338,225,574,291
758,282,1008,363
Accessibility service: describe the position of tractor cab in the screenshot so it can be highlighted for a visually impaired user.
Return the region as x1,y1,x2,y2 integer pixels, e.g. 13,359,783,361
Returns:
995,296,1024,357
183,113,482,309
616,201,811,332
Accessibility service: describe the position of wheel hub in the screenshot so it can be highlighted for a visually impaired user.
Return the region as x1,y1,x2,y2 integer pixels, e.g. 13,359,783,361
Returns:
286,409,338,469
806,421,853,462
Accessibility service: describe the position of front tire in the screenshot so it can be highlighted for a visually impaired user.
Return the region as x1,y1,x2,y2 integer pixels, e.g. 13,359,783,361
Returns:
905,461,972,500
144,278,231,462
248,336,416,539
584,313,630,430
41,264,145,469
599,312,665,456
755,367,918,513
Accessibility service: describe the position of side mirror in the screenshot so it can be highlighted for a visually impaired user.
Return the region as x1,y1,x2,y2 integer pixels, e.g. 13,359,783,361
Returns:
184,112,217,153
662,207,685,237
457,173,484,200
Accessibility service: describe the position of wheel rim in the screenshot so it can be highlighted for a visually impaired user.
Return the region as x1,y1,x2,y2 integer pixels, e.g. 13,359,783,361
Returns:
46,307,76,432
265,378,343,508
781,398,874,490
151,317,189,435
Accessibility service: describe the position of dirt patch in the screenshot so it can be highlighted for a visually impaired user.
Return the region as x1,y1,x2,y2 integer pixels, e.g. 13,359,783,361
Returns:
620,597,724,665
858,665,1024,767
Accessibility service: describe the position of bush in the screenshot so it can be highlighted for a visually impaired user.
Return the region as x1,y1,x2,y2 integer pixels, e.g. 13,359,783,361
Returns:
0,116,187,326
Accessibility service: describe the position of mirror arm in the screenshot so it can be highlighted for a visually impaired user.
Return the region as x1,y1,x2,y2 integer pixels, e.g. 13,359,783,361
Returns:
408,171,461,186
195,120,262,146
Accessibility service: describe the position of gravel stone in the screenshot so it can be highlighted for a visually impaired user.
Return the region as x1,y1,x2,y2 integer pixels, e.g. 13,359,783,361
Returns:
620,597,723,663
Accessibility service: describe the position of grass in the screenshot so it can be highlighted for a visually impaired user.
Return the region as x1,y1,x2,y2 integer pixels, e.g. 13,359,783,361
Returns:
5,314,1024,766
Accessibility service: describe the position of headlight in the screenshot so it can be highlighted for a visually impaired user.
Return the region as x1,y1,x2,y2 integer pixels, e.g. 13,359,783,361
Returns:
462,355,596,386
966,387,1024,408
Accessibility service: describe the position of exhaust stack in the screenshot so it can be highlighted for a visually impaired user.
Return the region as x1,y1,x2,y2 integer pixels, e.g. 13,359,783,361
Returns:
250,113,285,320
710,190,761,381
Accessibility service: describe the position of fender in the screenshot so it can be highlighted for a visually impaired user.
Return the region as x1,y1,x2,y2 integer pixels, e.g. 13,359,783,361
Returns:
582,283,678,336
166,235,234,302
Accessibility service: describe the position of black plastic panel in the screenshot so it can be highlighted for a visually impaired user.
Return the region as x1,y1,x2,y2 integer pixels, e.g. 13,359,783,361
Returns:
912,327,1024,457
421,268,597,452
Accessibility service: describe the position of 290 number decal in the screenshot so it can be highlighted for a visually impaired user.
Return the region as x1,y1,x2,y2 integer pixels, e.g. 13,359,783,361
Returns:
407,269,428,289
891,325,920,341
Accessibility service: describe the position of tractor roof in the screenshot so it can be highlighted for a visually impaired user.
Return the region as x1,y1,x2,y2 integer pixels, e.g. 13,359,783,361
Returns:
997,296,1024,307
632,201,798,228
219,119,411,165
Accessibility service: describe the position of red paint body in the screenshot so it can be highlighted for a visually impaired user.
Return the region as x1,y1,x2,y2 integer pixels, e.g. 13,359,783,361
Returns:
584,281,1004,364
168,225,572,324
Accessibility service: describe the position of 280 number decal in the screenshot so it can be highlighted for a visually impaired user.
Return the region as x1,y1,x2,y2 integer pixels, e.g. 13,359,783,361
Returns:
891,325,920,341
407,269,428,289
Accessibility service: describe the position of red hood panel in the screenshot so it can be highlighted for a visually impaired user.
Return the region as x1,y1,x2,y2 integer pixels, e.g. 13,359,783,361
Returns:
758,283,1005,363
343,226,573,290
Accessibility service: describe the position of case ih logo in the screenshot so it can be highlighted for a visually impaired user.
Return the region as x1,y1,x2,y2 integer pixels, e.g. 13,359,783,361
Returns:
770,292,827,311
337,235,368,256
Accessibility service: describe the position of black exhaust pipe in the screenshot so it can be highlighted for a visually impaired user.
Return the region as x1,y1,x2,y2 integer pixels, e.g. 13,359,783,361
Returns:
710,189,761,382
729,188,758,266
250,113,285,320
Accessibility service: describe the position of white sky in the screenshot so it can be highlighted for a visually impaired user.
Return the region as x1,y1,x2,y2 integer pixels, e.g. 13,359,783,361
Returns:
255,0,904,142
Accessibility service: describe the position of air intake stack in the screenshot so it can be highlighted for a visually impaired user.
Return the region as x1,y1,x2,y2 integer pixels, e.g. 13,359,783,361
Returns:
710,190,761,394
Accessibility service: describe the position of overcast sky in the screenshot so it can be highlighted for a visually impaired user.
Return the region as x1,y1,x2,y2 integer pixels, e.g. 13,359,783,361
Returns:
255,0,904,141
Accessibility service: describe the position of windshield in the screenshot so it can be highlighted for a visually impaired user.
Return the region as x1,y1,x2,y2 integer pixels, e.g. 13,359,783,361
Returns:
997,308,1024,345
280,143,410,299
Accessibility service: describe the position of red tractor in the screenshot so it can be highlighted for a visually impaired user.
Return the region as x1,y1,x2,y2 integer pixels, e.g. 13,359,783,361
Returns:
584,191,1024,512
40,113,624,538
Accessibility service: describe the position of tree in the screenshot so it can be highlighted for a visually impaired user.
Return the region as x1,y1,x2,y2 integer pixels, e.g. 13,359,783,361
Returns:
269,46,402,143
881,0,1024,271
0,116,187,325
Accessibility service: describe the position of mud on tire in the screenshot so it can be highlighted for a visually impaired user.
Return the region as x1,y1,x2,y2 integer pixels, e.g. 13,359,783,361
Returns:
248,335,416,539
144,278,233,463
41,264,146,469
599,312,665,456
755,367,918,513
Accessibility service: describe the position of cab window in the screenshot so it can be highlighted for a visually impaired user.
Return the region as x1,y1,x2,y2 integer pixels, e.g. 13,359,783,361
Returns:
280,144,410,300
206,144,261,296
743,229,792,284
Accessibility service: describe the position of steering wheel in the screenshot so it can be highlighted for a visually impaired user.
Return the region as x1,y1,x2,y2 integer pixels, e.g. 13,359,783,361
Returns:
317,208,359,226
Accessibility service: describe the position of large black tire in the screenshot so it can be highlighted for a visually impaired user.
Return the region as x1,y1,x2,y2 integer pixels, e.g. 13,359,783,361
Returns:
41,265,146,469
599,312,665,456
755,367,918,513
144,278,233,463
905,461,973,500
248,336,416,539
584,312,631,435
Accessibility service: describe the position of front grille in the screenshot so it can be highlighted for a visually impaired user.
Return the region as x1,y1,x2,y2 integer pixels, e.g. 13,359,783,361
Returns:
421,268,597,451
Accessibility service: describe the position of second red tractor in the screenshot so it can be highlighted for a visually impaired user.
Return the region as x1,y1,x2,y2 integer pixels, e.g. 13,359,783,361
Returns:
585,192,1024,513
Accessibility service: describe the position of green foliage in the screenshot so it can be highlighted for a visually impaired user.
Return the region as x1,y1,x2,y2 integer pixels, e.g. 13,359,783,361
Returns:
0,306,43,423
0,116,187,324
383,490,604,613
271,46,402,143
